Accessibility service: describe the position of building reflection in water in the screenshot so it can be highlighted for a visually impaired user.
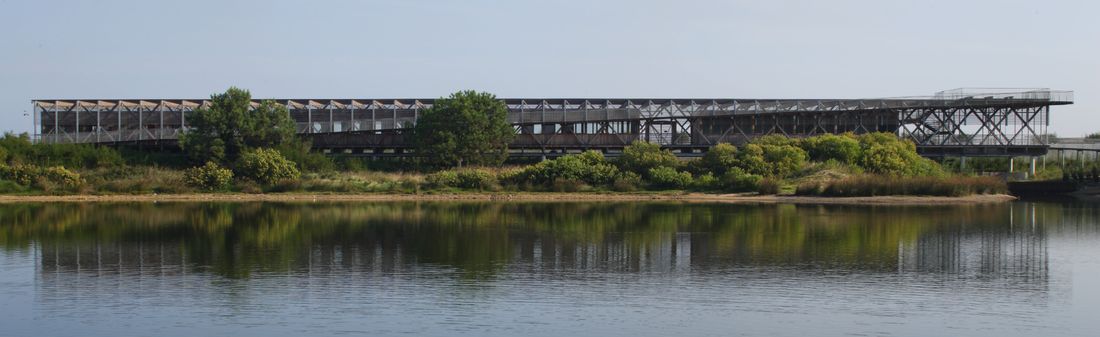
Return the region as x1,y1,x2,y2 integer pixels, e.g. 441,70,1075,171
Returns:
898,205,1050,289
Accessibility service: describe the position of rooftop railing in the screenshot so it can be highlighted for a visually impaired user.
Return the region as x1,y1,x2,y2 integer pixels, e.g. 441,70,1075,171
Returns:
932,88,1074,102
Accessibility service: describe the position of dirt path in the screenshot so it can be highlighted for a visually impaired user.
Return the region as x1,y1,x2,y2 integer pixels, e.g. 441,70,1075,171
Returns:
0,192,1016,205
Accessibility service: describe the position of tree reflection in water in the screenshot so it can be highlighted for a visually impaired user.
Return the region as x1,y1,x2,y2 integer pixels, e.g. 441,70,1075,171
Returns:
1,201,1090,280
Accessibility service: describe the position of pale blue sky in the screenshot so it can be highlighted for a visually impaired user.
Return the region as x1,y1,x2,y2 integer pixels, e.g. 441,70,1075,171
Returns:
1,0,1096,135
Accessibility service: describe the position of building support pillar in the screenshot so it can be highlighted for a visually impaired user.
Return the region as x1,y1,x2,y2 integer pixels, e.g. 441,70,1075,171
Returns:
96,108,100,143
1030,157,1037,179
117,105,122,144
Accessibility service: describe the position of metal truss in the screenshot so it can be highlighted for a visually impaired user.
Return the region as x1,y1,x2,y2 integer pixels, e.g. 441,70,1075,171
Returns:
32,89,1073,157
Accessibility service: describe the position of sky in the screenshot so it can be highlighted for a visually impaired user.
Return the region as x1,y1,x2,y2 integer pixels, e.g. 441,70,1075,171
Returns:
1,0,1096,136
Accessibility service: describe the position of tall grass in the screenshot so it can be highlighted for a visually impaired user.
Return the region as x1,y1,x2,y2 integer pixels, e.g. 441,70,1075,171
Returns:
84,166,193,194
292,171,424,193
796,175,1006,197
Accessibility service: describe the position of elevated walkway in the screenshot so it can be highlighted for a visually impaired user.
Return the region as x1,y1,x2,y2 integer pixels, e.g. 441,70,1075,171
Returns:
31,88,1073,158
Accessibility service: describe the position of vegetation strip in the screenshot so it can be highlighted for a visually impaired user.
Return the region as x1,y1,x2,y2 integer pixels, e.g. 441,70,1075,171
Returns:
0,193,1016,205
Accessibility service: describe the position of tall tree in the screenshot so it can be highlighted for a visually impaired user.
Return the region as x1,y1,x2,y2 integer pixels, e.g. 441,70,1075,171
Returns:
413,90,514,167
180,87,297,164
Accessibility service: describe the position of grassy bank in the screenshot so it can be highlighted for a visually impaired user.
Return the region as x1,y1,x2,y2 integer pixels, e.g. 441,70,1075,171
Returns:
0,192,1016,205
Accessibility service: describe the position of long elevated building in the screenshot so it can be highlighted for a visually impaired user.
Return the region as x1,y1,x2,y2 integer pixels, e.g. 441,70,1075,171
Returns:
32,88,1073,158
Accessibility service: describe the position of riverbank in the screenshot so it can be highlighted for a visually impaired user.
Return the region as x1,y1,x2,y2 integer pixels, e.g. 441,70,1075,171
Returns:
0,192,1016,205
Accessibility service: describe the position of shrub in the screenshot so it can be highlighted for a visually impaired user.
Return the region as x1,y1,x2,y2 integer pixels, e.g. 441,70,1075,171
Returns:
801,133,861,164
0,180,26,193
619,141,680,175
552,178,590,192
648,166,693,189
277,142,335,173
761,144,807,177
454,168,498,190
719,168,763,192
692,172,720,190
397,176,423,194
497,167,524,185
41,166,84,190
184,161,234,191
424,168,498,190
425,170,460,188
0,164,38,186
0,133,123,169
236,148,301,185
693,143,738,175
612,172,642,192
795,181,825,195
0,163,83,190
737,143,806,177
757,178,780,195
861,144,910,175
750,134,799,147
854,132,948,176
515,151,622,187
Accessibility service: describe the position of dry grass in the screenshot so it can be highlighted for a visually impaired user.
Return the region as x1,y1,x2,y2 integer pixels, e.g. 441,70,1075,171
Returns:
83,166,194,194
796,174,1007,197
293,171,426,193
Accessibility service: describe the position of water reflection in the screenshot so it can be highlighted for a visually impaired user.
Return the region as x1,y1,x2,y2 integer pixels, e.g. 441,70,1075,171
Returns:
1,201,1085,280
5,201,1100,337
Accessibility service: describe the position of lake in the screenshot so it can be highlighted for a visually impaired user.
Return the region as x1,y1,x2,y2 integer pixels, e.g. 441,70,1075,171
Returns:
1,201,1099,337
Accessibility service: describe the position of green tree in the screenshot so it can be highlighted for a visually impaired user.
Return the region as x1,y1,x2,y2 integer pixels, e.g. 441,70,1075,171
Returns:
413,90,514,167
751,134,800,147
0,132,123,169
736,144,769,176
619,141,680,175
693,143,739,175
801,133,861,164
180,87,298,164
736,143,806,177
761,144,807,177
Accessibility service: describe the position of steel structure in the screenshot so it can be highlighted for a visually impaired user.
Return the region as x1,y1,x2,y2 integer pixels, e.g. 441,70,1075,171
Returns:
32,88,1073,157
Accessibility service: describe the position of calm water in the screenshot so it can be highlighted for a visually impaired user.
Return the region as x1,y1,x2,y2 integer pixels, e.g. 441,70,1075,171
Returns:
1,201,1099,337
